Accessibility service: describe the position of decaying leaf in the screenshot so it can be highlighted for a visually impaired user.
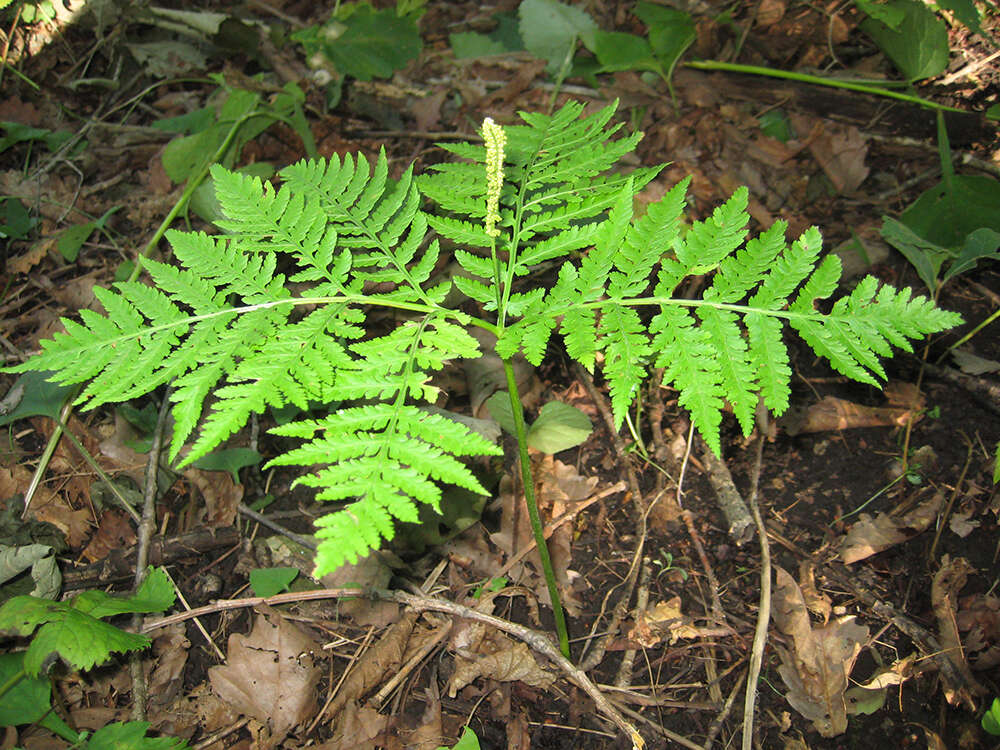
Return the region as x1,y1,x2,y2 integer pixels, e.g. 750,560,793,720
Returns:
772,566,869,737
490,455,596,615
797,560,831,625
930,556,985,709
447,636,554,697
781,393,917,436
956,593,1000,670
318,701,388,750
839,492,943,564
147,623,190,706
628,596,703,647
327,611,420,718
209,611,321,746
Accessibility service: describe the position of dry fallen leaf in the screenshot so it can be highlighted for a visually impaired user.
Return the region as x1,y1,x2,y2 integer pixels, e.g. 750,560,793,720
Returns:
326,611,420,718
447,637,554,697
772,566,869,737
80,510,136,563
930,556,985,709
797,560,832,625
316,701,388,750
839,492,943,564
956,593,1000,670
628,596,703,647
147,623,190,706
209,611,321,746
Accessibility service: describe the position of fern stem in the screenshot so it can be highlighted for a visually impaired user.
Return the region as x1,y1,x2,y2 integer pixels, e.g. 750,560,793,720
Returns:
502,358,570,658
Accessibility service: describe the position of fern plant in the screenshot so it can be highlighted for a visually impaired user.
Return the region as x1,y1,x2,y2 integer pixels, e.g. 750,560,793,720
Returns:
6,101,960,656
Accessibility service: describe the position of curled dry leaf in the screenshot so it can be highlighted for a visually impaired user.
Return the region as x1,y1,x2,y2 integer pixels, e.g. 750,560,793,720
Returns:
147,623,190,706
628,596,704,647
208,611,321,746
797,560,832,625
772,566,869,737
839,492,943,564
318,701,388,750
930,556,985,709
447,636,554,697
956,593,1000,670
327,611,419,718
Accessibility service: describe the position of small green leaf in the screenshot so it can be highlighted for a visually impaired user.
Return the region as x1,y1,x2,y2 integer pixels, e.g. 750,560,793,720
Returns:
249,567,299,597
936,0,989,40
860,0,948,81
983,697,1000,735
293,3,422,81
56,221,97,262
901,175,1000,249
583,30,659,74
86,721,189,750
0,652,77,741
518,0,597,74
192,447,263,482
758,109,793,142
485,391,517,436
527,401,593,453
0,197,35,240
634,2,695,78
450,32,513,58
853,0,905,29
0,370,75,427
437,727,481,750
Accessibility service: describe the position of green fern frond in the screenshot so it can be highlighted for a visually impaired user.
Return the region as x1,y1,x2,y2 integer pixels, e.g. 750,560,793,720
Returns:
268,404,502,572
7,98,963,582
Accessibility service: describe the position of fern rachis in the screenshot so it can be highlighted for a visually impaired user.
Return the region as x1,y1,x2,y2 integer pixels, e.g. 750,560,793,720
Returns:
7,100,962,580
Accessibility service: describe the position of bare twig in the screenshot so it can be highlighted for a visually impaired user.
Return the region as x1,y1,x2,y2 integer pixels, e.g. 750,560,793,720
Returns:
703,666,747,750
130,388,171,721
741,417,769,750
237,503,318,550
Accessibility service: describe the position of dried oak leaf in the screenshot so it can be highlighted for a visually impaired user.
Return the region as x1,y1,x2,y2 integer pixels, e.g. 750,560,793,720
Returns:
209,611,321,746
838,492,942,564
772,566,869,737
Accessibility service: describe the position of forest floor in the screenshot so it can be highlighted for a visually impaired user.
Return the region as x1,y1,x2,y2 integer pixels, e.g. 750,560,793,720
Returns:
1,1,999,749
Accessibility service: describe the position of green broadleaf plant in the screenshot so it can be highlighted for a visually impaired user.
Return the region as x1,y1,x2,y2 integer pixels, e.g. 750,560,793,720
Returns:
4,101,960,654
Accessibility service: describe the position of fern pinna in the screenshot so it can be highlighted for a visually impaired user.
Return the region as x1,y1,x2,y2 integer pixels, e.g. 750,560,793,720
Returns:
8,101,960,577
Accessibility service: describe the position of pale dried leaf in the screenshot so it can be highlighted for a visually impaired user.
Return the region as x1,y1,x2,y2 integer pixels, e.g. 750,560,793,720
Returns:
405,690,443,750
798,561,831,625
839,493,943,564
948,511,979,538
148,623,190,706
630,596,703,646
327,611,418,717
447,639,554,697
186,467,242,527
317,701,388,750
931,556,985,708
855,655,914,690
209,612,321,745
772,566,869,737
